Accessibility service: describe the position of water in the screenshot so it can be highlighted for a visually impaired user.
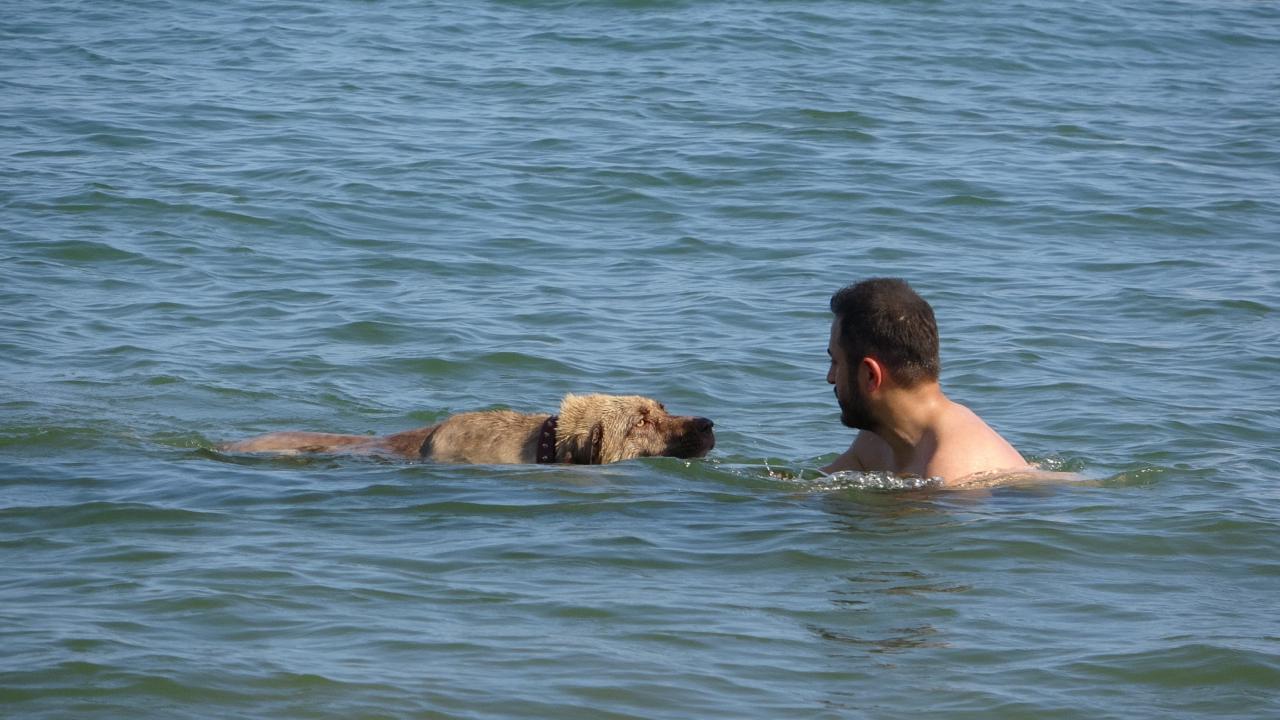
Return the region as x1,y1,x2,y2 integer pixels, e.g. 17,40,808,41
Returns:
3,0,1279,717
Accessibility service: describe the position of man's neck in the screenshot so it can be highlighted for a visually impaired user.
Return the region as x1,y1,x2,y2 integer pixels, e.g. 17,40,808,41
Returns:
872,383,949,472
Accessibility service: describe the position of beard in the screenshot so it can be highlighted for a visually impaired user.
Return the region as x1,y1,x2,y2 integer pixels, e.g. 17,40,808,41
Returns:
836,381,877,432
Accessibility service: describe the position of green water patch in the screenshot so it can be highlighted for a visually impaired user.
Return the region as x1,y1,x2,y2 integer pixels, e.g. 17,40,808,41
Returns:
0,424,116,451
321,320,415,345
27,239,145,264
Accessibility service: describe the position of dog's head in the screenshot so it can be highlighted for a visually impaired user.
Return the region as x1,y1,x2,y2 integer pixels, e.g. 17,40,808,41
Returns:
556,394,715,464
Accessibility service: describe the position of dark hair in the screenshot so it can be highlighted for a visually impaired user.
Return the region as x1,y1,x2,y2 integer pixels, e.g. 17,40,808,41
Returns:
829,278,940,386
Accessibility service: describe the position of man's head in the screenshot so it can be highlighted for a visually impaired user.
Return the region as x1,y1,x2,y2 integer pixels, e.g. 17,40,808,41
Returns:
827,278,941,429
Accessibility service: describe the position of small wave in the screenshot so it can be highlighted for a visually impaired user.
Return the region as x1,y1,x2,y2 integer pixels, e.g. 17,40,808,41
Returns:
1098,466,1166,487
0,502,226,532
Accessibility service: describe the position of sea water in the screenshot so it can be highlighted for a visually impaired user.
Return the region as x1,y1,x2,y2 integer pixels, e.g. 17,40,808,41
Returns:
3,1,1278,717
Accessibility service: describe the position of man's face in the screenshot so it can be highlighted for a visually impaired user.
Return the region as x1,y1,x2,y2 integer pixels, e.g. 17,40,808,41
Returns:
828,318,875,431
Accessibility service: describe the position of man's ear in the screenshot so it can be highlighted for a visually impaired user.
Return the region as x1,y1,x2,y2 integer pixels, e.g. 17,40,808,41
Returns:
860,356,885,393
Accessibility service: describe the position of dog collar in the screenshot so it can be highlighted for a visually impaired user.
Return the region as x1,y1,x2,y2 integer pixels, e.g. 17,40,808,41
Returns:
537,415,558,464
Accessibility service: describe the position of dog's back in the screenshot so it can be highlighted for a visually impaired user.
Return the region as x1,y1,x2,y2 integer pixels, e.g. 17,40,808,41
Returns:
219,431,383,455
416,410,547,464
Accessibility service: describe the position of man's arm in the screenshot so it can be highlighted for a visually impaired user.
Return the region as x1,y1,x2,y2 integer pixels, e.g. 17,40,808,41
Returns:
821,431,889,474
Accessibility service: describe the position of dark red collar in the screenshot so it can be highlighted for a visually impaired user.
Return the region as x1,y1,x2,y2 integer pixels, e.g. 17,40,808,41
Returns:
536,415,558,464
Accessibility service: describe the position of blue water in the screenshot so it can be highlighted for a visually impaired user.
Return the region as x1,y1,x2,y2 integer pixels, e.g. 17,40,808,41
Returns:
3,1,1279,717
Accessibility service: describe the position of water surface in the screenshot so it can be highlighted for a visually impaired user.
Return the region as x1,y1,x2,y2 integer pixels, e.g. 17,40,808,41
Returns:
3,1,1279,717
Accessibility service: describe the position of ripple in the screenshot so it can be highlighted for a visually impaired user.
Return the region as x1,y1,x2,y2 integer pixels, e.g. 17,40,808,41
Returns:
0,502,227,532
1064,642,1280,689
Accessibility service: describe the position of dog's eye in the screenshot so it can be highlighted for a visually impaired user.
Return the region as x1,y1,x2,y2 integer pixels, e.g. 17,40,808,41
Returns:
635,418,647,427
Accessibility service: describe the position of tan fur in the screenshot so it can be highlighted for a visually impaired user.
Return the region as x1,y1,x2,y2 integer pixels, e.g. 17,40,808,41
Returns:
220,393,714,465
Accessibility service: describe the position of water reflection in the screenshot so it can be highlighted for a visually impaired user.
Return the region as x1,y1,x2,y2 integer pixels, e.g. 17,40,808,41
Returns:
809,570,970,658
807,623,947,654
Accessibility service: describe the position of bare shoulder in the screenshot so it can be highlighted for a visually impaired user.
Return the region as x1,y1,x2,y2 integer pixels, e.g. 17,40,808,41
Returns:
929,402,1028,483
821,430,892,474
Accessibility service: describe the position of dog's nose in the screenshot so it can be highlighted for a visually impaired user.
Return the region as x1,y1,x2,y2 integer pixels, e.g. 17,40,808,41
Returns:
693,417,714,433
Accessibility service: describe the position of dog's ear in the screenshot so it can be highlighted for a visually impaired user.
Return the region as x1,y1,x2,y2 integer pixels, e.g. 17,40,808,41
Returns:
589,423,605,465
557,393,637,464
593,414,636,464
565,422,605,464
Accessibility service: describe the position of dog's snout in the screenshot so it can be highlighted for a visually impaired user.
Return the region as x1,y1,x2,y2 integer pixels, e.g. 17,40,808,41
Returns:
693,417,714,433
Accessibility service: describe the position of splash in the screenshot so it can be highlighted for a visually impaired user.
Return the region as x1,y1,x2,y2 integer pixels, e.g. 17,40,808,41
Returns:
809,471,944,493
755,460,942,492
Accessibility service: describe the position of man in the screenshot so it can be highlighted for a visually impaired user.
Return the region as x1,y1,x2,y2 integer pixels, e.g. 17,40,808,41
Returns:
822,278,1029,484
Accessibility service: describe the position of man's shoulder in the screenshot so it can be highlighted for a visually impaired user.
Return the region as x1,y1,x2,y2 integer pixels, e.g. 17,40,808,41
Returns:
821,431,892,474
931,402,1026,481
943,402,1020,451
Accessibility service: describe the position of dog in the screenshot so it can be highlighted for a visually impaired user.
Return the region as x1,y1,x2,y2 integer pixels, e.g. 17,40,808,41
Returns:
220,393,715,465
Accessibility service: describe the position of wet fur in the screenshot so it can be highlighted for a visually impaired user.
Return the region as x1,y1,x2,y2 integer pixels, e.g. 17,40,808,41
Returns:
220,393,714,464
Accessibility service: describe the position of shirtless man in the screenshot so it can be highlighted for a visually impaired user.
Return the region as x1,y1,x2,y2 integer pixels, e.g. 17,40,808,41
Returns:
822,278,1030,485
